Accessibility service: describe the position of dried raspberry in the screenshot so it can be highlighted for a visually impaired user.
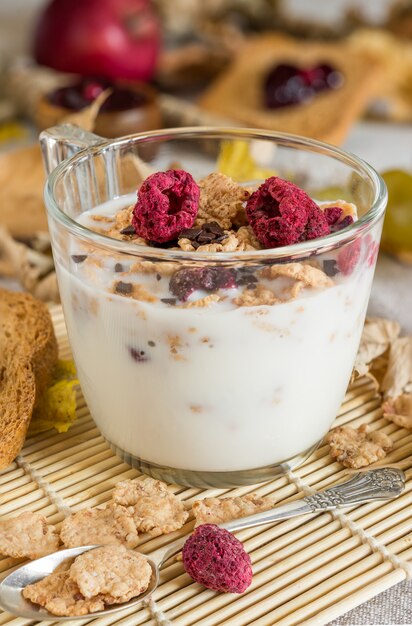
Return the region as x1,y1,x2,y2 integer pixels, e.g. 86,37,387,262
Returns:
324,206,343,226
245,177,330,248
169,267,236,301
132,170,200,243
363,234,380,267
182,524,252,594
323,207,354,232
337,239,362,275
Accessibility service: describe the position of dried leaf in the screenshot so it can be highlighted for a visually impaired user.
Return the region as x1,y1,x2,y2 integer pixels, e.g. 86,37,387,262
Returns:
0,227,59,302
354,317,401,376
381,336,412,398
62,89,111,132
0,145,47,238
383,394,412,429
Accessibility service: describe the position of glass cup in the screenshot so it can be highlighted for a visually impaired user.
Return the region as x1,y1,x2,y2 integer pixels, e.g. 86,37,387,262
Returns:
41,126,387,488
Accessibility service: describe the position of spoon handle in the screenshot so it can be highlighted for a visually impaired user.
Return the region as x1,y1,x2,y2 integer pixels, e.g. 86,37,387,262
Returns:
153,468,405,565
221,468,405,533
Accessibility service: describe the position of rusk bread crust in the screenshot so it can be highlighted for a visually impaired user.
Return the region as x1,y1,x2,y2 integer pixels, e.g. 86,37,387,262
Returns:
0,289,58,468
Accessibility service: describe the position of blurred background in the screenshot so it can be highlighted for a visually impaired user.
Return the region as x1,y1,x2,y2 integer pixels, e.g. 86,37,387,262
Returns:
0,0,411,328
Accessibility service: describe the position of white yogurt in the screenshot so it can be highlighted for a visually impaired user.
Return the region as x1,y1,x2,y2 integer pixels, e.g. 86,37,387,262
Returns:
55,199,375,473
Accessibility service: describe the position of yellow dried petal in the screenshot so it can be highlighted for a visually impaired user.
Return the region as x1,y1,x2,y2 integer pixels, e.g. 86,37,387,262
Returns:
217,140,276,182
29,359,79,435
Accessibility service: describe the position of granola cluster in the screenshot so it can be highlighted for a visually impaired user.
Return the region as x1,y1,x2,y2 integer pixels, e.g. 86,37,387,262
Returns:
0,511,59,560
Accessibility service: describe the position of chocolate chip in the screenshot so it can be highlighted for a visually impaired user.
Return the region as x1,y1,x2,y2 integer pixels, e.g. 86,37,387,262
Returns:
323,259,339,277
178,221,227,248
71,254,88,263
161,297,177,305
114,263,124,272
120,224,136,235
180,227,202,239
236,274,258,286
115,281,133,295
156,273,161,281
148,340,156,347
129,347,148,362
205,221,224,235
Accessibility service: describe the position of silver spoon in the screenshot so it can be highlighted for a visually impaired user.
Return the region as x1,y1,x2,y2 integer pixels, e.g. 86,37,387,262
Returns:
0,468,405,620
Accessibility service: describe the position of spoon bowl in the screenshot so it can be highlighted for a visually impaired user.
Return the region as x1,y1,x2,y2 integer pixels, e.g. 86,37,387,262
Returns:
0,545,159,621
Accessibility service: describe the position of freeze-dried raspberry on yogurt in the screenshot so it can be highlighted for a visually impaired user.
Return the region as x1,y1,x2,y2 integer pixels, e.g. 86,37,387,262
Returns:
245,176,330,248
132,170,200,243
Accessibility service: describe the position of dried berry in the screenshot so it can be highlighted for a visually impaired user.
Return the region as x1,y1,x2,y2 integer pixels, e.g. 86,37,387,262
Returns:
169,267,236,301
264,63,343,109
179,221,228,249
182,524,252,594
132,170,200,243
323,207,354,232
245,177,330,248
114,263,124,272
337,239,362,276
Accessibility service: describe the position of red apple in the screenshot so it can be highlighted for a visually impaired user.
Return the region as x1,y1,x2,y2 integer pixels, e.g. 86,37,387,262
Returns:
33,0,161,81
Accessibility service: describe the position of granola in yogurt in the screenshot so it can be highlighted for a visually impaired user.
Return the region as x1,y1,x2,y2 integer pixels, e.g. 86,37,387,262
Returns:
113,477,188,536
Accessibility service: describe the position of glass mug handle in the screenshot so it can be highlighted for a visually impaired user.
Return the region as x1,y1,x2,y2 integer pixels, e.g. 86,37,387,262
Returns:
39,123,106,175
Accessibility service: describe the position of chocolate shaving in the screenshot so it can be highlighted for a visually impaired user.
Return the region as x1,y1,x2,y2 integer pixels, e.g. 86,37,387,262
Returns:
115,281,133,295
120,225,136,236
71,255,88,264
179,221,228,250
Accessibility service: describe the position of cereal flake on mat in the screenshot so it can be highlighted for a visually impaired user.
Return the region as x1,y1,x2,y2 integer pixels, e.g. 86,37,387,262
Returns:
196,173,250,230
60,503,139,549
23,572,105,617
383,394,412,429
0,511,59,559
193,494,275,526
69,545,152,604
326,424,392,468
113,477,188,537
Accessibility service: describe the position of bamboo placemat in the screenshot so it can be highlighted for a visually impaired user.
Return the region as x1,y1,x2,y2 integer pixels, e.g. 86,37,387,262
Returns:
0,305,411,626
